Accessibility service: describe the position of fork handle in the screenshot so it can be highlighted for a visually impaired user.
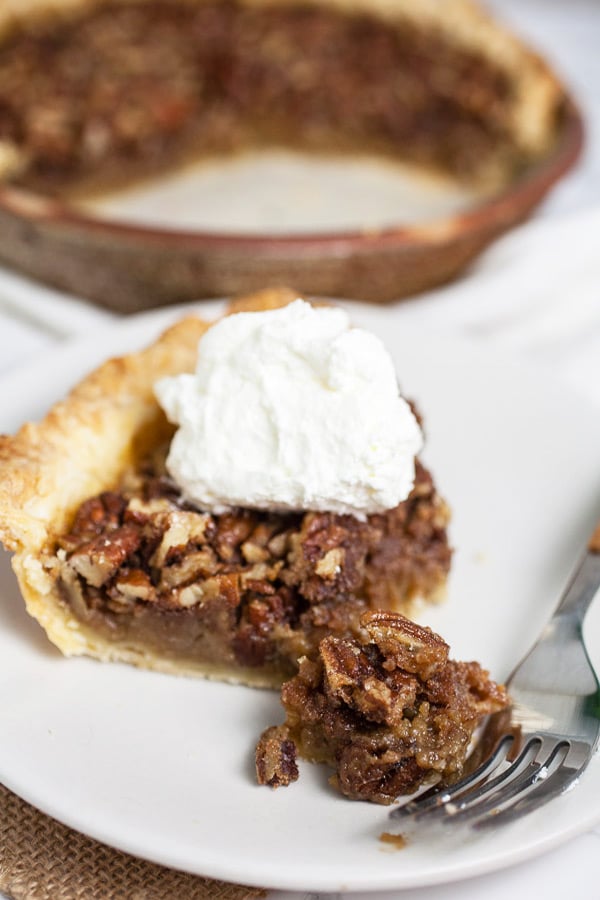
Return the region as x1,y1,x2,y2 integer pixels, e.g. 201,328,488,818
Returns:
553,520,600,621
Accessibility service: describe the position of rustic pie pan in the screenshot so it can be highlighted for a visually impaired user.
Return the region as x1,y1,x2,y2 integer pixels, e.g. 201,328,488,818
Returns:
0,0,584,311
0,102,583,313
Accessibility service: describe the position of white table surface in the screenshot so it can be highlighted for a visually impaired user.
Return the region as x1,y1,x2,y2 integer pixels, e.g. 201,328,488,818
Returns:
1,1,600,897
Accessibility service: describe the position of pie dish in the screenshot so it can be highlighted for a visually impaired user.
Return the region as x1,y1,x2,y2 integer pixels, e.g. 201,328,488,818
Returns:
0,0,583,309
0,288,451,687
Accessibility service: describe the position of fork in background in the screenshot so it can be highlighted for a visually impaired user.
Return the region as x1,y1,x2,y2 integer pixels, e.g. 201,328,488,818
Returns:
391,521,600,830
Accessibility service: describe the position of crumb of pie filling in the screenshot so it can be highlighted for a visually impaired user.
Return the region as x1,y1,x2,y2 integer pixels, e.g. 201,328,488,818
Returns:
53,452,451,682
255,725,299,788
256,610,508,803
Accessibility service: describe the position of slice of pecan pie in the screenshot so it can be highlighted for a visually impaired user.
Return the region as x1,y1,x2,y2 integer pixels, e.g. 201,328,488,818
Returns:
0,289,451,687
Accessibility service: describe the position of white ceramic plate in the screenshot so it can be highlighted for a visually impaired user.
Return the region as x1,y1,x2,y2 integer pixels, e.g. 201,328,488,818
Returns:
1,303,599,893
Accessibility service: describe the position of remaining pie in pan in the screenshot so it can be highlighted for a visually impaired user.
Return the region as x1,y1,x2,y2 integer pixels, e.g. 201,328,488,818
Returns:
0,0,567,194
0,289,451,688
0,0,579,313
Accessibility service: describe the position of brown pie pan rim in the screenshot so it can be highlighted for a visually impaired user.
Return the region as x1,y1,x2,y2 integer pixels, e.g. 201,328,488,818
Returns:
0,100,584,312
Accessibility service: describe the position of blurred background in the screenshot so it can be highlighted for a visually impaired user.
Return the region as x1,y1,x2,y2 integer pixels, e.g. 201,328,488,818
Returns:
486,0,599,215
0,0,597,316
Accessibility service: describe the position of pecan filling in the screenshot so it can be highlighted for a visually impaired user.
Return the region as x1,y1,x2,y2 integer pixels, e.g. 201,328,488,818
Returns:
0,0,521,194
54,459,451,679
257,610,508,803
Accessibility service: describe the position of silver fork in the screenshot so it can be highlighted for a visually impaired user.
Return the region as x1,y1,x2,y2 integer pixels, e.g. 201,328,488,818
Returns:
391,521,600,830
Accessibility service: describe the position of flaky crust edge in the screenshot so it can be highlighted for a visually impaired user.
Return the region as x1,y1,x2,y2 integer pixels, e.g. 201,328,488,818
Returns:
0,287,298,682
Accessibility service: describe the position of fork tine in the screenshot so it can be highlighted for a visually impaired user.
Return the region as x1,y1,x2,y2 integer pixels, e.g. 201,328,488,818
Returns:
402,738,543,823
473,757,587,829
390,734,515,819
397,737,567,824
433,740,570,826
473,747,593,829
388,523,600,832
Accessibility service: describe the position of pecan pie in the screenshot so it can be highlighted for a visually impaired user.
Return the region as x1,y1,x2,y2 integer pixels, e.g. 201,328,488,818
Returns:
256,610,508,802
0,289,450,687
0,0,565,193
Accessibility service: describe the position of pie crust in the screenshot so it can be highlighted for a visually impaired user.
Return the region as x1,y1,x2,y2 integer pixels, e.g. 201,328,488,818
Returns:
0,308,213,669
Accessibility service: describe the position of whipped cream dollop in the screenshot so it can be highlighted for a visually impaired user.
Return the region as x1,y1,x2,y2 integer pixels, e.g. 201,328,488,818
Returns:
154,300,423,519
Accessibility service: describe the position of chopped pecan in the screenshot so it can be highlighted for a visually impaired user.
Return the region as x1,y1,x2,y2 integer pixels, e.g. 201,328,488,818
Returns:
202,573,240,606
352,672,418,726
159,548,218,590
168,572,242,609
462,660,509,713
67,524,141,588
320,637,375,700
361,610,449,679
286,512,373,604
364,461,452,609
213,512,257,562
124,496,175,525
242,520,285,563
241,541,269,564
68,491,127,537
426,659,508,718
57,566,90,622
112,569,155,603
267,530,292,558
320,635,417,725
315,547,345,579
151,510,212,567
173,582,206,608
239,561,283,590
233,589,294,667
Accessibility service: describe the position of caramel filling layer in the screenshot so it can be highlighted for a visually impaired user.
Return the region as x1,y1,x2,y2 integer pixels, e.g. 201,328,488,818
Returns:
54,459,451,679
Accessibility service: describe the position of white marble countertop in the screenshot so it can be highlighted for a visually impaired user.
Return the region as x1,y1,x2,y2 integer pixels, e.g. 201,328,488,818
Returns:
1,1,599,897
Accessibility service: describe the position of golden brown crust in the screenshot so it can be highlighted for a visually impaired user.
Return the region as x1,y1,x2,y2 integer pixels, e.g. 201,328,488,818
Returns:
0,0,564,180
227,285,304,316
0,314,209,554
0,288,304,678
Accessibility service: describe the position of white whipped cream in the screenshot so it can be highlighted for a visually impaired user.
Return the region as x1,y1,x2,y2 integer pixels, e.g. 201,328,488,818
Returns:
154,300,423,518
